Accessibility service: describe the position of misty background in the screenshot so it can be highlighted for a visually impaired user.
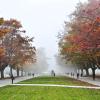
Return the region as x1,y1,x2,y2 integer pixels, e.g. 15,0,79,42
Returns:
0,0,89,76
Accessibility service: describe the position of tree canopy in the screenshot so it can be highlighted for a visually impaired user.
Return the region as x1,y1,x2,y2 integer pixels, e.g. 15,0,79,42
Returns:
0,18,36,78
58,0,100,80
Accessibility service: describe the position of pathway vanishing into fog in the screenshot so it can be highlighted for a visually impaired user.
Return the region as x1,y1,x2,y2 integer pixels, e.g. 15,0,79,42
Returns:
11,84,100,89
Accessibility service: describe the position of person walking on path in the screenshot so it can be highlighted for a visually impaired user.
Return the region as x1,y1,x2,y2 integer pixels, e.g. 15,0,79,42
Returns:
77,73,79,79
51,70,56,77
32,73,35,77
11,74,15,84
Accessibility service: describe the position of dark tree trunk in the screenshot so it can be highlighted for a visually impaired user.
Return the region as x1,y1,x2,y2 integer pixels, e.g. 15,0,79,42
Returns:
81,69,83,77
10,66,13,76
17,67,19,77
1,69,4,79
92,68,96,80
85,68,89,76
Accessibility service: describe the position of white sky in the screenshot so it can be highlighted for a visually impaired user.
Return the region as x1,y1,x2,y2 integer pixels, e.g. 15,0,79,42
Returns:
0,0,87,69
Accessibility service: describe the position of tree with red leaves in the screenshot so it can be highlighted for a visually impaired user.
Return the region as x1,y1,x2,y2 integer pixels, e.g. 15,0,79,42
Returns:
58,0,100,80
0,18,36,78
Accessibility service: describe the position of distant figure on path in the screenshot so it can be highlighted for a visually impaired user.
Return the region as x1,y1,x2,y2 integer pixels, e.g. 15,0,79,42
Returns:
81,73,83,77
71,72,73,77
72,73,74,77
54,72,55,77
51,70,56,77
11,74,15,84
77,73,79,79
32,73,35,77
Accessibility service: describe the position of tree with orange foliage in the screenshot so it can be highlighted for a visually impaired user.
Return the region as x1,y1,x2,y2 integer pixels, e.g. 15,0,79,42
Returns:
0,18,36,78
58,0,100,80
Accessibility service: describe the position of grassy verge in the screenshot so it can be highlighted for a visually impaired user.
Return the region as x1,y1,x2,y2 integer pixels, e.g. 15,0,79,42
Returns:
18,76,96,86
0,85,100,100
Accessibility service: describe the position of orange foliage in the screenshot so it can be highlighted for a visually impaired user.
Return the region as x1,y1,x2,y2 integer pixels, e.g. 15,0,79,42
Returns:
0,48,5,58
0,28,11,37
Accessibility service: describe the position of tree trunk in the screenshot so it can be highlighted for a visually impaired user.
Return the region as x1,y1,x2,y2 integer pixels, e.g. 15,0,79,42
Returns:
92,68,95,80
10,66,13,76
17,67,19,77
1,69,4,79
81,69,83,77
21,68,23,76
85,68,89,76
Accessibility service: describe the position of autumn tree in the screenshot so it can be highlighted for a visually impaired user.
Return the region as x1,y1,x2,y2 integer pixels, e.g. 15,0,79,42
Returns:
0,18,36,78
58,0,100,80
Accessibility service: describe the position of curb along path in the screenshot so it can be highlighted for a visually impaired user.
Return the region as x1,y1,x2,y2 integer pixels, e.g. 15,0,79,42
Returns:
11,84,100,89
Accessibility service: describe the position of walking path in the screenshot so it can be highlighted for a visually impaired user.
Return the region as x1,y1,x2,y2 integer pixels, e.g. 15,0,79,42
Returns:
78,77,100,86
67,75,100,86
11,83,100,89
0,76,33,87
1,75,100,89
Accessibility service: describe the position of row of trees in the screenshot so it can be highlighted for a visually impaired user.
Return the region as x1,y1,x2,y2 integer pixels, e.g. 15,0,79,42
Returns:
0,18,36,78
58,0,100,80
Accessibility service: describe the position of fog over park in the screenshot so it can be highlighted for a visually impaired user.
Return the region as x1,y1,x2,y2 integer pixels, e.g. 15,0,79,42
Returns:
0,0,89,76
1,2,100,99
23,48,48,74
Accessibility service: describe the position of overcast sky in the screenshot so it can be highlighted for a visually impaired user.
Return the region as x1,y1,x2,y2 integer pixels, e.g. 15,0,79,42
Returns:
0,0,87,69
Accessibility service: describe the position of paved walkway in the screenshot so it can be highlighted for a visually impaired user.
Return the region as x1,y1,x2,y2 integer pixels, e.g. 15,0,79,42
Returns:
1,75,100,89
67,75,100,86
0,76,33,87
11,83,100,89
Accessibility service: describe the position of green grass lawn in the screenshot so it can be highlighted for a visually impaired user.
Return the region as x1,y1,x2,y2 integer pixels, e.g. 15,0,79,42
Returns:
0,85,100,100
18,76,96,86
0,76,99,100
